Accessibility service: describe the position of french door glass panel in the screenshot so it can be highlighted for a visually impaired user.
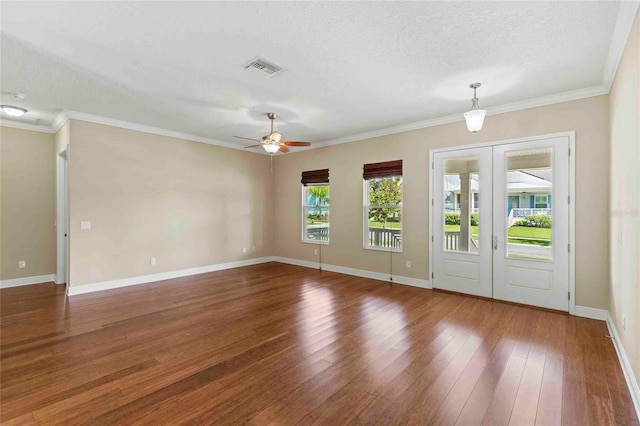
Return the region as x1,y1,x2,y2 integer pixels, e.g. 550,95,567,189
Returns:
505,148,553,261
443,156,480,253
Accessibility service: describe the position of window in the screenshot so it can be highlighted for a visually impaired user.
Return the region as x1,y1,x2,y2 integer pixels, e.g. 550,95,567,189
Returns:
301,169,329,244
363,160,403,251
535,195,548,208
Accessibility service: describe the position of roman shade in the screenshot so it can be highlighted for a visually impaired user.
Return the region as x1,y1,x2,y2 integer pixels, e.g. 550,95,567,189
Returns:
301,169,329,185
363,160,403,180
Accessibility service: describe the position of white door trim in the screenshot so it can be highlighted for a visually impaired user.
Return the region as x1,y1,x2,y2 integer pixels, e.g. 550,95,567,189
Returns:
429,131,576,314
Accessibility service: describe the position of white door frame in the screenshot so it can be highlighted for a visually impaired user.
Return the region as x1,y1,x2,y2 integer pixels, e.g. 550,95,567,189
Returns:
429,131,576,315
55,148,68,285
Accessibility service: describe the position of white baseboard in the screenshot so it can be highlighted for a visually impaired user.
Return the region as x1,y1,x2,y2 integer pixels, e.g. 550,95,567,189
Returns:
574,305,609,321
272,256,431,289
0,274,55,289
66,257,274,296
607,313,640,420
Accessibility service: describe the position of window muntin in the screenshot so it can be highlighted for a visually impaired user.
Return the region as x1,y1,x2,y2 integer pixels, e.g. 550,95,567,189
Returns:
364,177,402,251
302,184,330,244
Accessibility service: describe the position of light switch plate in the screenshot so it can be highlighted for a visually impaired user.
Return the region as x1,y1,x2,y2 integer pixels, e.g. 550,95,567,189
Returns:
80,221,91,230
19,260,26,269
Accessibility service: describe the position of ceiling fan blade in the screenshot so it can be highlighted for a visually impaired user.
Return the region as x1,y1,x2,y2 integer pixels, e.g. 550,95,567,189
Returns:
233,135,261,142
244,144,264,149
282,141,311,146
278,145,290,153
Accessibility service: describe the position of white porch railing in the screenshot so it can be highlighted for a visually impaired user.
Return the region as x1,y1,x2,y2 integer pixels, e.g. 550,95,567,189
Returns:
368,228,401,249
512,208,552,217
444,231,478,252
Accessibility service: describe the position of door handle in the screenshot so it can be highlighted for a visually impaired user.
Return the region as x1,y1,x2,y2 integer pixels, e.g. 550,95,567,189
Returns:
493,235,498,250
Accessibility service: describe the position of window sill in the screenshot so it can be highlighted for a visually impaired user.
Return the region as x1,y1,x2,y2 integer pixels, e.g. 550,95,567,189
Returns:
364,245,402,253
302,240,329,246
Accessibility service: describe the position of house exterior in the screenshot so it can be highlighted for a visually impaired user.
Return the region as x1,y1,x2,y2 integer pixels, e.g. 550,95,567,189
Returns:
444,170,552,217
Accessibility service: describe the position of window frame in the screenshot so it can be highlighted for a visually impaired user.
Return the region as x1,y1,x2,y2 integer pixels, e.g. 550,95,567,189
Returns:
301,183,330,245
534,194,548,208
363,176,403,253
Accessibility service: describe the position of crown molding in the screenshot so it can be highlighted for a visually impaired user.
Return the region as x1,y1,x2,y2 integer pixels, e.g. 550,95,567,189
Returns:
0,119,56,134
61,110,261,152
603,1,640,91
311,85,607,149
51,110,69,133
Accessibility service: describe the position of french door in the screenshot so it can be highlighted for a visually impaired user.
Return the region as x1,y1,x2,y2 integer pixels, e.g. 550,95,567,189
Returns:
432,136,571,311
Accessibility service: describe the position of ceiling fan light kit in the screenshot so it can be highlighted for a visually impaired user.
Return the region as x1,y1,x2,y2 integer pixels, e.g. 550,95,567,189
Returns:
463,82,487,133
263,144,280,154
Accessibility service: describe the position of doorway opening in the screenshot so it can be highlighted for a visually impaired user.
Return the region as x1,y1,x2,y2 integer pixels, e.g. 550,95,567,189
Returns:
56,149,68,286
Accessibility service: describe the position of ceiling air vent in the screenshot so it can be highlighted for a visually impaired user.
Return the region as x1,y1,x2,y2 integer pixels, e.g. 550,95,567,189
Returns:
243,57,283,78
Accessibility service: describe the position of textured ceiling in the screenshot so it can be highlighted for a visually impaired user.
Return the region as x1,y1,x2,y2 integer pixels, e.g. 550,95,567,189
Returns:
0,1,625,147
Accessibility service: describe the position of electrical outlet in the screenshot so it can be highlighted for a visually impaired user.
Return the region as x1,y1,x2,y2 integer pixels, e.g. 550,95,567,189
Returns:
242,247,247,254
314,249,318,255
406,261,411,268
80,221,91,230
150,257,157,266
19,260,26,269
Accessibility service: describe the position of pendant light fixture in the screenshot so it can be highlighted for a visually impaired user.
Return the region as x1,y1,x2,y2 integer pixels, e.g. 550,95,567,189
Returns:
463,83,487,133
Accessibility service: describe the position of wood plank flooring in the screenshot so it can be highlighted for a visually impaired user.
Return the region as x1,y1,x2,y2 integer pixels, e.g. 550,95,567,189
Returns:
0,262,637,425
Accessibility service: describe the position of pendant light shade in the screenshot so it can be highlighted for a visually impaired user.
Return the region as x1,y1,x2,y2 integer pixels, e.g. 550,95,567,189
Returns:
464,108,487,133
464,83,487,133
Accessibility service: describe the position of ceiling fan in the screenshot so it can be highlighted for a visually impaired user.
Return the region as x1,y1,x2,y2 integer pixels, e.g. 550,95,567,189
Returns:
233,113,311,154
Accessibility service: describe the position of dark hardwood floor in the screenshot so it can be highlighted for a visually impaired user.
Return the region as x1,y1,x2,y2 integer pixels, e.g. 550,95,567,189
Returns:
1,262,637,425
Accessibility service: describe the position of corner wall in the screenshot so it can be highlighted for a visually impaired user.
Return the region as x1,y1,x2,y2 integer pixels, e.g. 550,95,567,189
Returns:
609,10,640,387
273,95,610,310
0,126,56,281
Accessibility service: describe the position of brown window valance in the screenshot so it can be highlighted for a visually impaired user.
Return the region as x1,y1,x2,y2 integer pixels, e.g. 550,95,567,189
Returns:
301,169,329,185
363,160,402,180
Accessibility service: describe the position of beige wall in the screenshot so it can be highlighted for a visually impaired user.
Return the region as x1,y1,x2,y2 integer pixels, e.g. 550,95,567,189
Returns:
66,120,274,288
0,126,56,280
274,95,610,310
609,11,640,385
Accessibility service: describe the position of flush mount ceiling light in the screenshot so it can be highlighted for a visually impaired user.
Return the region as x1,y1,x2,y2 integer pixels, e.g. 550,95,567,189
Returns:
463,83,487,133
1,105,28,117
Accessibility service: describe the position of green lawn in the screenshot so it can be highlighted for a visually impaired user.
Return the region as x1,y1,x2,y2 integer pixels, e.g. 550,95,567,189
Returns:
367,221,401,229
445,225,551,245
